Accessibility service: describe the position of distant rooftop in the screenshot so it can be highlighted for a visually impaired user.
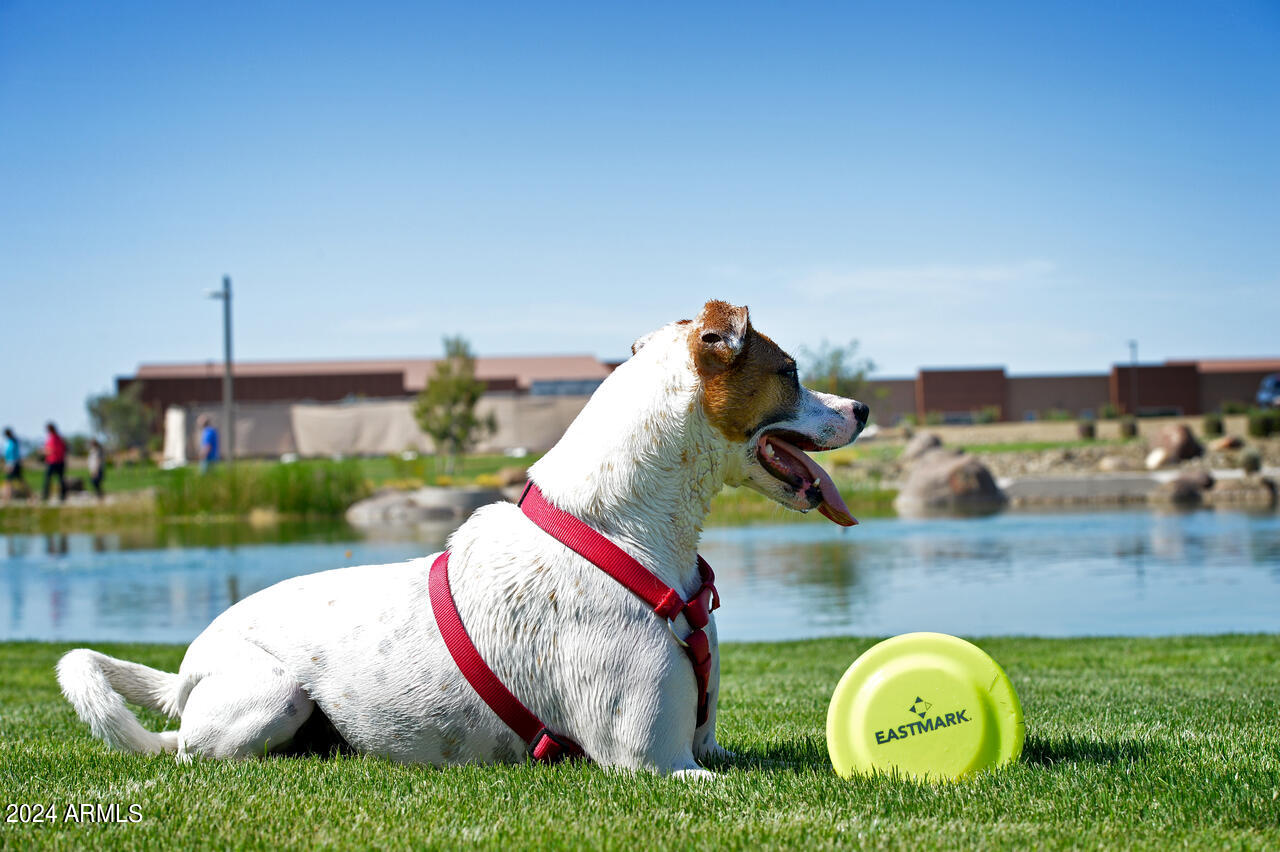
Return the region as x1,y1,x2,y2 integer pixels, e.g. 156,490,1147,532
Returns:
134,354,613,392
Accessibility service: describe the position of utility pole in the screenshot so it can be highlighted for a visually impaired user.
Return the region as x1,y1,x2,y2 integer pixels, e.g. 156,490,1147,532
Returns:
1128,339,1139,418
207,276,235,462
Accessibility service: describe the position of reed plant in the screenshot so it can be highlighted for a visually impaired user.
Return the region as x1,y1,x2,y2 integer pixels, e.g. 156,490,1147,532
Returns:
155,460,370,519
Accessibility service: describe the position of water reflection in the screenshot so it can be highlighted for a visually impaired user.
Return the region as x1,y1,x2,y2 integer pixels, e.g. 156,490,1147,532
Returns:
1,510,1278,643
701,510,1280,640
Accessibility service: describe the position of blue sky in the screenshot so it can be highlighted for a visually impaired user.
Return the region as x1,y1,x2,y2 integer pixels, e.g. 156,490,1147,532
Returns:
2,1,1277,436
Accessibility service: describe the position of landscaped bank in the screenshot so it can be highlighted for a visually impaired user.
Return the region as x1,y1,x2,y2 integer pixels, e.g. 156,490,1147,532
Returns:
1,635,1276,850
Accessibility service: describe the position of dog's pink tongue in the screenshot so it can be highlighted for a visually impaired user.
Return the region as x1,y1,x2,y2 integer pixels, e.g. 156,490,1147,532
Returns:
765,436,858,527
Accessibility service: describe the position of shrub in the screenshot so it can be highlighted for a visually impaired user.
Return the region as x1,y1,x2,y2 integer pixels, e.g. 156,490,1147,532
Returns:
1099,403,1121,420
1120,417,1138,439
388,451,426,481
1202,413,1224,438
974,405,1001,424
1077,421,1096,440
1044,408,1073,422
1247,409,1276,438
1221,400,1249,415
924,411,943,426
1241,448,1262,474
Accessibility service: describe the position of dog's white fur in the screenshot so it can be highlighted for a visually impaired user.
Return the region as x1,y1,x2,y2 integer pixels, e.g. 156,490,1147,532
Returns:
57,303,865,777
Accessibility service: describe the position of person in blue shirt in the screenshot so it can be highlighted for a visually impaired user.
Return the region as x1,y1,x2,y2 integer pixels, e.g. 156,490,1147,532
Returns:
3,427,22,500
198,415,220,473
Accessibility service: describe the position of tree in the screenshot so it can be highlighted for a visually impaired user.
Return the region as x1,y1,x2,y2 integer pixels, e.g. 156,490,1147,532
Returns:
799,339,877,402
86,382,152,453
413,337,497,475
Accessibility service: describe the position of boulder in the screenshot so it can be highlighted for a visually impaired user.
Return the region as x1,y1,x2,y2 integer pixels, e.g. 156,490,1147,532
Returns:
894,449,1007,517
346,485,504,528
1098,455,1132,472
902,432,943,462
1209,435,1245,452
1144,447,1172,470
1156,424,1204,461
1204,476,1277,510
1150,471,1214,508
494,466,530,487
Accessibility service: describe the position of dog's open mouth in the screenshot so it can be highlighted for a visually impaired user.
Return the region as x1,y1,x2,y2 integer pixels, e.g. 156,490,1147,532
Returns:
757,433,857,526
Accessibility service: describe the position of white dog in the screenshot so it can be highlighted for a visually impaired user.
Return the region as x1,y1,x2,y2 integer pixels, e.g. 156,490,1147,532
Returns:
58,300,868,778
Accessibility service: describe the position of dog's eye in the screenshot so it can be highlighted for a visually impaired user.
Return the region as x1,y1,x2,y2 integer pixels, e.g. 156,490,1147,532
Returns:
701,332,723,345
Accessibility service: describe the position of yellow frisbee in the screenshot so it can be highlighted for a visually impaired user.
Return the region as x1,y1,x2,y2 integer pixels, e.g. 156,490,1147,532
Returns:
826,632,1024,782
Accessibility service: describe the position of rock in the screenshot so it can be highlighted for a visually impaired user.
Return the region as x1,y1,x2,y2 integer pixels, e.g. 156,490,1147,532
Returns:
1098,455,1131,472
1204,476,1277,510
1156,423,1204,461
345,485,503,527
1180,470,1214,490
494,466,530,487
407,486,505,516
902,432,943,462
894,449,1007,517
1145,447,1172,470
1150,471,1214,507
1209,435,1245,452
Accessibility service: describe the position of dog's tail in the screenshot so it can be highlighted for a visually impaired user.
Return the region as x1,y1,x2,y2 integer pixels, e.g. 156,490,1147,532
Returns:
56,649,197,754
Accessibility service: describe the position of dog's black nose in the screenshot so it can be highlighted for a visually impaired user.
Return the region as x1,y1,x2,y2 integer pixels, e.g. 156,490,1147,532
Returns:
852,401,870,427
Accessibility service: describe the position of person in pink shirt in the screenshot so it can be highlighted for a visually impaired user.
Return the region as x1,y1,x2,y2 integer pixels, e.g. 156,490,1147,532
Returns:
42,422,67,502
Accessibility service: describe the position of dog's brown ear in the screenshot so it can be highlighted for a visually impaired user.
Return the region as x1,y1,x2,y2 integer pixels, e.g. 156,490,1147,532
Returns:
692,300,749,376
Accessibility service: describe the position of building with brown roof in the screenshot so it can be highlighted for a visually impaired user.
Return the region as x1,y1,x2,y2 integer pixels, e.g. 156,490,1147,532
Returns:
120,352,1280,458
121,355,616,458
866,358,1280,425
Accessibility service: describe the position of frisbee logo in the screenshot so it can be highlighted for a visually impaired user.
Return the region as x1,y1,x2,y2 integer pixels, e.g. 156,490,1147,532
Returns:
873,695,972,745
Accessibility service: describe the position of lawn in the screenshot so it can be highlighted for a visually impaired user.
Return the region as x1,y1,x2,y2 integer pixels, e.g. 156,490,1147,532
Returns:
2,635,1277,850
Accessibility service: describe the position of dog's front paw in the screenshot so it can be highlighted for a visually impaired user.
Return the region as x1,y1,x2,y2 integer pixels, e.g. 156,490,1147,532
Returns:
672,767,717,782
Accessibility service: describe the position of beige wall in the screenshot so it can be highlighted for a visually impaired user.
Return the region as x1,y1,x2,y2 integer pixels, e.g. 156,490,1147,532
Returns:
179,394,591,458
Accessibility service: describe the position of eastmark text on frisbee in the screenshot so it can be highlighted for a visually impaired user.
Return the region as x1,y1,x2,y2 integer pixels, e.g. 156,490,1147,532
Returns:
874,709,971,744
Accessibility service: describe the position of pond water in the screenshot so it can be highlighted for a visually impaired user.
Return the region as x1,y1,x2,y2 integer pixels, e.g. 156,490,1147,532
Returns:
2,509,1278,644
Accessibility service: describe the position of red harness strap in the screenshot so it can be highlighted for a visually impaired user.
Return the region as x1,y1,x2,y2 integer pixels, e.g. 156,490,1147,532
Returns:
429,551,583,763
428,481,721,764
518,482,720,727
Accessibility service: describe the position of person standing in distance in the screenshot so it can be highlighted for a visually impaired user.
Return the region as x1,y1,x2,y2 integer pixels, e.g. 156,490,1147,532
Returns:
3,427,22,501
198,414,220,474
87,438,106,499
42,422,67,502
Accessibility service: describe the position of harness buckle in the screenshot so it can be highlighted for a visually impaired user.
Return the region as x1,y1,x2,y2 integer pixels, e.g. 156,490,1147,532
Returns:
529,728,581,763
666,618,690,648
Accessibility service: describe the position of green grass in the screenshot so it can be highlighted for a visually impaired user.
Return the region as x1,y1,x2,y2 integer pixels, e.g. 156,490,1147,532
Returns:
2,636,1277,850
17,463,171,495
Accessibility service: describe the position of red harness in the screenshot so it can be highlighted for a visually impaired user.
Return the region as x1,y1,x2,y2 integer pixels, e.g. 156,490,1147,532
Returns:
428,481,720,763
